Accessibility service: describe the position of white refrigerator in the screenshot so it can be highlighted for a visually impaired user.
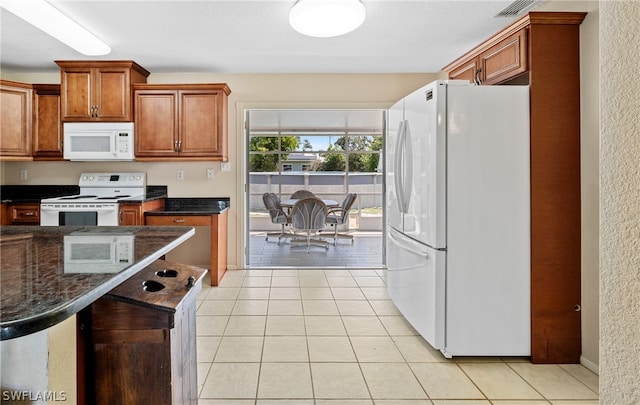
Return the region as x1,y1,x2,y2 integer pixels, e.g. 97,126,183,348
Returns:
386,80,531,358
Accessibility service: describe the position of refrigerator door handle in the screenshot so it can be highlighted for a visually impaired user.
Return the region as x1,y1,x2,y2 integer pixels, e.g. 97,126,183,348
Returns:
394,120,406,213
402,120,414,213
389,229,430,259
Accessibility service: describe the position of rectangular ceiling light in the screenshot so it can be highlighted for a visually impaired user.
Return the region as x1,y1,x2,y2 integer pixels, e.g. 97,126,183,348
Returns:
0,0,111,55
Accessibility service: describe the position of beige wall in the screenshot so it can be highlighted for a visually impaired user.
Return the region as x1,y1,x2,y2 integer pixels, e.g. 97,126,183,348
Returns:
599,0,640,403
0,0,604,379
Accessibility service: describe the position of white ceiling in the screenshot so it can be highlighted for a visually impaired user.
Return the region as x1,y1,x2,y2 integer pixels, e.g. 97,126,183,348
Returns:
0,0,544,75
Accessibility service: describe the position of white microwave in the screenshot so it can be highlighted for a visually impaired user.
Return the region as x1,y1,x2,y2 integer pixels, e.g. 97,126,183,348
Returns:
63,234,135,273
63,122,135,161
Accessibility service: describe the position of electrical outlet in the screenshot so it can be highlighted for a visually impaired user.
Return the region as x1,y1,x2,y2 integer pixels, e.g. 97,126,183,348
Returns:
20,170,28,180
221,162,231,172
176,170,184,180
207,168,215,179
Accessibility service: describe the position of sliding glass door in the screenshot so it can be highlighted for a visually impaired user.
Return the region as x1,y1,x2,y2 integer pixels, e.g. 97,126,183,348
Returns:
245,109,385,267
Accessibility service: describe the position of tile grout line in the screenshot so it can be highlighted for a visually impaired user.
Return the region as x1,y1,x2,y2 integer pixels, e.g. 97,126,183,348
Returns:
199,268,599,403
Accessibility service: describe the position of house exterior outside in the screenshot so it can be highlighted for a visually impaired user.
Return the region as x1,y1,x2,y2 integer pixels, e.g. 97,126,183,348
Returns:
280,152,324,172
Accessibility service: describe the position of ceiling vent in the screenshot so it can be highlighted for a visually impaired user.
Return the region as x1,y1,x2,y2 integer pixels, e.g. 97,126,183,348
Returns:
495,0,542,17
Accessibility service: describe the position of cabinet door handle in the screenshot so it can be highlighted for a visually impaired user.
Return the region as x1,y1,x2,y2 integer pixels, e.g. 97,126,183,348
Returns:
174,140,179,152
174,219,186,223
475,68,483,85
177,140,182,152
21,212,36,216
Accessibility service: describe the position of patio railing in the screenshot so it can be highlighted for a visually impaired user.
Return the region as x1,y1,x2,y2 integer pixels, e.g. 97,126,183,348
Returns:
249,172,383,231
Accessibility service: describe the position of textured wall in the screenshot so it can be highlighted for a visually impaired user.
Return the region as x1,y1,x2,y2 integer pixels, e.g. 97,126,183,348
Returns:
600,0,640,403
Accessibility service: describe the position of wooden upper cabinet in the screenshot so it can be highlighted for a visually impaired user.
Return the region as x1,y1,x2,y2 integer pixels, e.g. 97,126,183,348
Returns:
448,59,479,84
134,84,231,161
447,28,528,85
180,90,226,156
444,13,586,86
479,28,528,85
32,84,63,160
56,61,149,122
134,89,178,156
1,80,32,160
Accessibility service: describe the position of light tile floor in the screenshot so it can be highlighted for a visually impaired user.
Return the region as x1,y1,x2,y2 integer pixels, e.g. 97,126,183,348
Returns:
196,268,599,404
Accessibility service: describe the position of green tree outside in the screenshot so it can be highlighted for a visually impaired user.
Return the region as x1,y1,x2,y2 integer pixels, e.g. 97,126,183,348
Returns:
249,136,299,171
249,134,381,173
319,135,382,172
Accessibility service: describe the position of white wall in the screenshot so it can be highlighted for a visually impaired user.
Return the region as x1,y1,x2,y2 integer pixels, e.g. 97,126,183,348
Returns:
599,1,640,403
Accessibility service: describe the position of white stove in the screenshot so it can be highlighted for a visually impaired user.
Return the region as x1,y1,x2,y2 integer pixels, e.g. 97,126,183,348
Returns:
41,172,146,226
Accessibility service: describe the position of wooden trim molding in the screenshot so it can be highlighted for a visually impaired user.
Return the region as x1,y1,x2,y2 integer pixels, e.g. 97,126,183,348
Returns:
442,12,586,72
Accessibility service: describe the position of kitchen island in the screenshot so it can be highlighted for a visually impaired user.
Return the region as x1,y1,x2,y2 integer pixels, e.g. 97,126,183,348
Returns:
0,225,195,340
0,225,199,403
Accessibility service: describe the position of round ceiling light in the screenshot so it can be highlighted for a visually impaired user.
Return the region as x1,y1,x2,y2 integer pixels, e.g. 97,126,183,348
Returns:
289,0,366,38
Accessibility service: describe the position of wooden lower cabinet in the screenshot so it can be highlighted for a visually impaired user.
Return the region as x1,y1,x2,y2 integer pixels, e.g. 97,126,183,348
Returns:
145,210,228,286
6,203,40,225
79,260,206,405
1,203,8,225
119,199,165,225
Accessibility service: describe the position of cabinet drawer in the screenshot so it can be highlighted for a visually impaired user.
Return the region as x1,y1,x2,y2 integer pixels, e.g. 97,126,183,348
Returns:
145,215,211,226
9,204,40,224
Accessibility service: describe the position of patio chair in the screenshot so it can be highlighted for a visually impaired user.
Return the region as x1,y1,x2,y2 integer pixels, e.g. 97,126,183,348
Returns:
262,192,294,244
290,190,316,199
326,193,357,245
289,197,329,252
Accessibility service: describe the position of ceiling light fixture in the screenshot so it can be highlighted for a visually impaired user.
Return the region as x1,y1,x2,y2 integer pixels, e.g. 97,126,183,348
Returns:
0,0,111,56
289,0,366,38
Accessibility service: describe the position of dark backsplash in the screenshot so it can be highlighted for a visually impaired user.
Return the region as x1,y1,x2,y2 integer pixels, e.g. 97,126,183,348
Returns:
0,185,80,203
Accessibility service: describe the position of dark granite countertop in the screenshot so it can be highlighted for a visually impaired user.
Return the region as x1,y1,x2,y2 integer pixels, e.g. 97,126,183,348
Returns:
0,225,195,340
145,197,230,216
